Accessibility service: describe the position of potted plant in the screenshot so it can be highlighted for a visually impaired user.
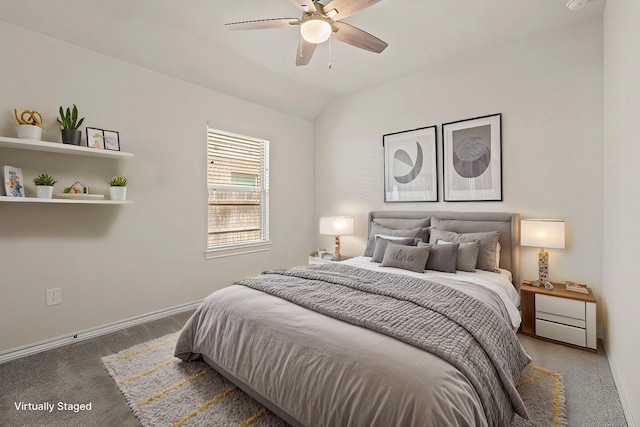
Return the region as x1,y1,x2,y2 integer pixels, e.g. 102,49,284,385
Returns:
58,104,85,145
14,109,44,141
33,173,57,199
108,175,128,201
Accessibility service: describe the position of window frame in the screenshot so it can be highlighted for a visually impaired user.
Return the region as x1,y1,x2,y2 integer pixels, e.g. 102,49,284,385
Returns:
205,126,270,259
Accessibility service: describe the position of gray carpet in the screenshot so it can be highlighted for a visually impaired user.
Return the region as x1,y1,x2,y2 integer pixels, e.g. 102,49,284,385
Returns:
0,312,628,427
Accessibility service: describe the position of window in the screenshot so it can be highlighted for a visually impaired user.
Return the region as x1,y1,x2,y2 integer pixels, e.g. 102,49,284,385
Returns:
206,127,269,257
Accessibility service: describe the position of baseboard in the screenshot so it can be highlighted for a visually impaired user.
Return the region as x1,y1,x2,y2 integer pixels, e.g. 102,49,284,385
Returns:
608,354,637,427
0,299,202,365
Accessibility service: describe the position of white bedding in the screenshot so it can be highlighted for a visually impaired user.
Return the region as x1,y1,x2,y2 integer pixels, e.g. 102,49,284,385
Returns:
343,256,522,330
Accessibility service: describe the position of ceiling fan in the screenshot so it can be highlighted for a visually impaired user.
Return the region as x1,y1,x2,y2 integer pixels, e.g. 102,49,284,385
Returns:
225,0,387,66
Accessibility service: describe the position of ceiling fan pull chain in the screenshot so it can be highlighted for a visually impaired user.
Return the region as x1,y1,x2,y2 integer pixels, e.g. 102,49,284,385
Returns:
329,37,332,69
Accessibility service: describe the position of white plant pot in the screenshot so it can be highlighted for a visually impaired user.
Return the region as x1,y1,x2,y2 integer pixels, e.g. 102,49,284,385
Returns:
36,185,53,199
109,186,127,201
17,124,43,141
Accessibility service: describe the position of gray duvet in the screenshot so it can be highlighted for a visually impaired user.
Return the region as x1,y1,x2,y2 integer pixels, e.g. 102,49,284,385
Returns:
175,263,530,427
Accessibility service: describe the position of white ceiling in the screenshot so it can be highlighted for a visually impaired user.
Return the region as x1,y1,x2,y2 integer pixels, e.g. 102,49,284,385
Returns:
0,0,603,121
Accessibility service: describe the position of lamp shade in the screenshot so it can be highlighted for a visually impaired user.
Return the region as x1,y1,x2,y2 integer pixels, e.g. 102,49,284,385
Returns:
319,216,354,236
521,219,565,249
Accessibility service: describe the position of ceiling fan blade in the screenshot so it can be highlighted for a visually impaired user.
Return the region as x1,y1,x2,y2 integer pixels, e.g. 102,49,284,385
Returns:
289,0,316,12
296,37,317,66
331,21,387,53
225,18,300,30
323,0,381,21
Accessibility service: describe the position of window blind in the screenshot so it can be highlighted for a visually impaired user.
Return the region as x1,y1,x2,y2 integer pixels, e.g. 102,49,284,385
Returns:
207,128,269,249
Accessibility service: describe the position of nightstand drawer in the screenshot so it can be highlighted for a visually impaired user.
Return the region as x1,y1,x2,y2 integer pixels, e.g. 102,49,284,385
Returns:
536,294,585,320
536,319,586,347
536,311,585,328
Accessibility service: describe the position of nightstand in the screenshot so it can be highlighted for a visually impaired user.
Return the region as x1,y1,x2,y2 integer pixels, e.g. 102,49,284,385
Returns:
308,255,353,265
520,282,597,350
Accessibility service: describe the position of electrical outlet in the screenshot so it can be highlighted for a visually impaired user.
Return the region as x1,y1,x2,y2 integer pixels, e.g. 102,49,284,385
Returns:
46,288,61,306
287,249,293,259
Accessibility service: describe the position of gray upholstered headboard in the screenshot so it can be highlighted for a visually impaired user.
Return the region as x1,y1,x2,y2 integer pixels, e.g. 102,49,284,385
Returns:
368,211,521,286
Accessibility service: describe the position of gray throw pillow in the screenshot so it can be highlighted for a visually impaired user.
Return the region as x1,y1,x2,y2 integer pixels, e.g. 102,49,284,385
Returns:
429,229,499,272
364,223,427,257
436,239,481,272
380,243,430,273
417,242,459,273
371,236,417,263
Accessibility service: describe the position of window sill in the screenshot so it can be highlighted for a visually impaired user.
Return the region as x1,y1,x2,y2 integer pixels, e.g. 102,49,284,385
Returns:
204,241,272,259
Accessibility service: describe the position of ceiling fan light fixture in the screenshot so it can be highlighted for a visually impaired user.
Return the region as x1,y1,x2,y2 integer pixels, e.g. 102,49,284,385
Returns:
300,17,332,44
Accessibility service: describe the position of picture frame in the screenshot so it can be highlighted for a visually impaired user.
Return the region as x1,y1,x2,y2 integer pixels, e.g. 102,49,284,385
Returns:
383,125,438,202
103,130,120,151
3,165,25,197
86,127,105,149
442,113,502,202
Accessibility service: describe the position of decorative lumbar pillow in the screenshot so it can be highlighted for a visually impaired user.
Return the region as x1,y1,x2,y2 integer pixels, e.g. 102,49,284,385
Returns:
364,223,427,257
371,236,417,263
380,243,430,273
429,228,500,272
436,239,481,272
418,242,459,273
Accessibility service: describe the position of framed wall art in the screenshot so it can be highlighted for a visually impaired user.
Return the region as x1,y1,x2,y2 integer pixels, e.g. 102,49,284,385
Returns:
103,130,120,151
442,113,502,202
86,127,105,149
383,125,438,202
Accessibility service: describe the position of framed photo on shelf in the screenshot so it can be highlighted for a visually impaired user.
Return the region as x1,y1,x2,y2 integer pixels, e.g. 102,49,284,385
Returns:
86,127,105,149
442,113,502,202
3,165,25,197
383,125,438,202
103,130,120,151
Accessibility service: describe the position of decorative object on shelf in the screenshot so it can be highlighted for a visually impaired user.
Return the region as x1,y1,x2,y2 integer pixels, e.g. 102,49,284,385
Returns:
104,130,120,151
521,219,565,282
383,125,438,202
565,281,589,294
58,104,85,146
442,113,502,201
63,180,88,194
108,175,128,201
86,127,105,149
3,165,25,197
319,216,353,260
14,109,44,141
32,173,57,199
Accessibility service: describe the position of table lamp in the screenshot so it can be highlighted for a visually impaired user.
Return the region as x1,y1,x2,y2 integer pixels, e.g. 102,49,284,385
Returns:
319,216,354,260
520,219,565,282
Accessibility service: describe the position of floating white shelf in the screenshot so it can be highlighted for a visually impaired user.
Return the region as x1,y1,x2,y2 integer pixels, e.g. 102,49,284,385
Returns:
0,136,133,159
0,196,133,205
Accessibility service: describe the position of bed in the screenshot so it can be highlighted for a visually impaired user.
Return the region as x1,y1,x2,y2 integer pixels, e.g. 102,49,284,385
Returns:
175,211,530,427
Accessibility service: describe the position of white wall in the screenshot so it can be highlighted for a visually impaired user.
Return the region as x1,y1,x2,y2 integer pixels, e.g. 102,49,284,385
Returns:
0,22,315,352
603,0,640,423
314,20,604,333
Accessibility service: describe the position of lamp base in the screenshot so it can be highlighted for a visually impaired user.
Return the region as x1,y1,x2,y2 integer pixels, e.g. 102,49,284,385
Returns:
538,250,549,282
334,235,341,259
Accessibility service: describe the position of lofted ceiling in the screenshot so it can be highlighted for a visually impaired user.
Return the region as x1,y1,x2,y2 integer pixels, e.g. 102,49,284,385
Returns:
0,0,603,121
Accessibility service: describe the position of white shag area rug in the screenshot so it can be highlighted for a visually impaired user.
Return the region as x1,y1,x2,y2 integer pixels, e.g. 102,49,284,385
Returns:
103,332,566,427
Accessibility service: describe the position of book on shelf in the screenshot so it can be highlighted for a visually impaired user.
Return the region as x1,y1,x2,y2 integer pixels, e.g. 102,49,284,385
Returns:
565,281,589,294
